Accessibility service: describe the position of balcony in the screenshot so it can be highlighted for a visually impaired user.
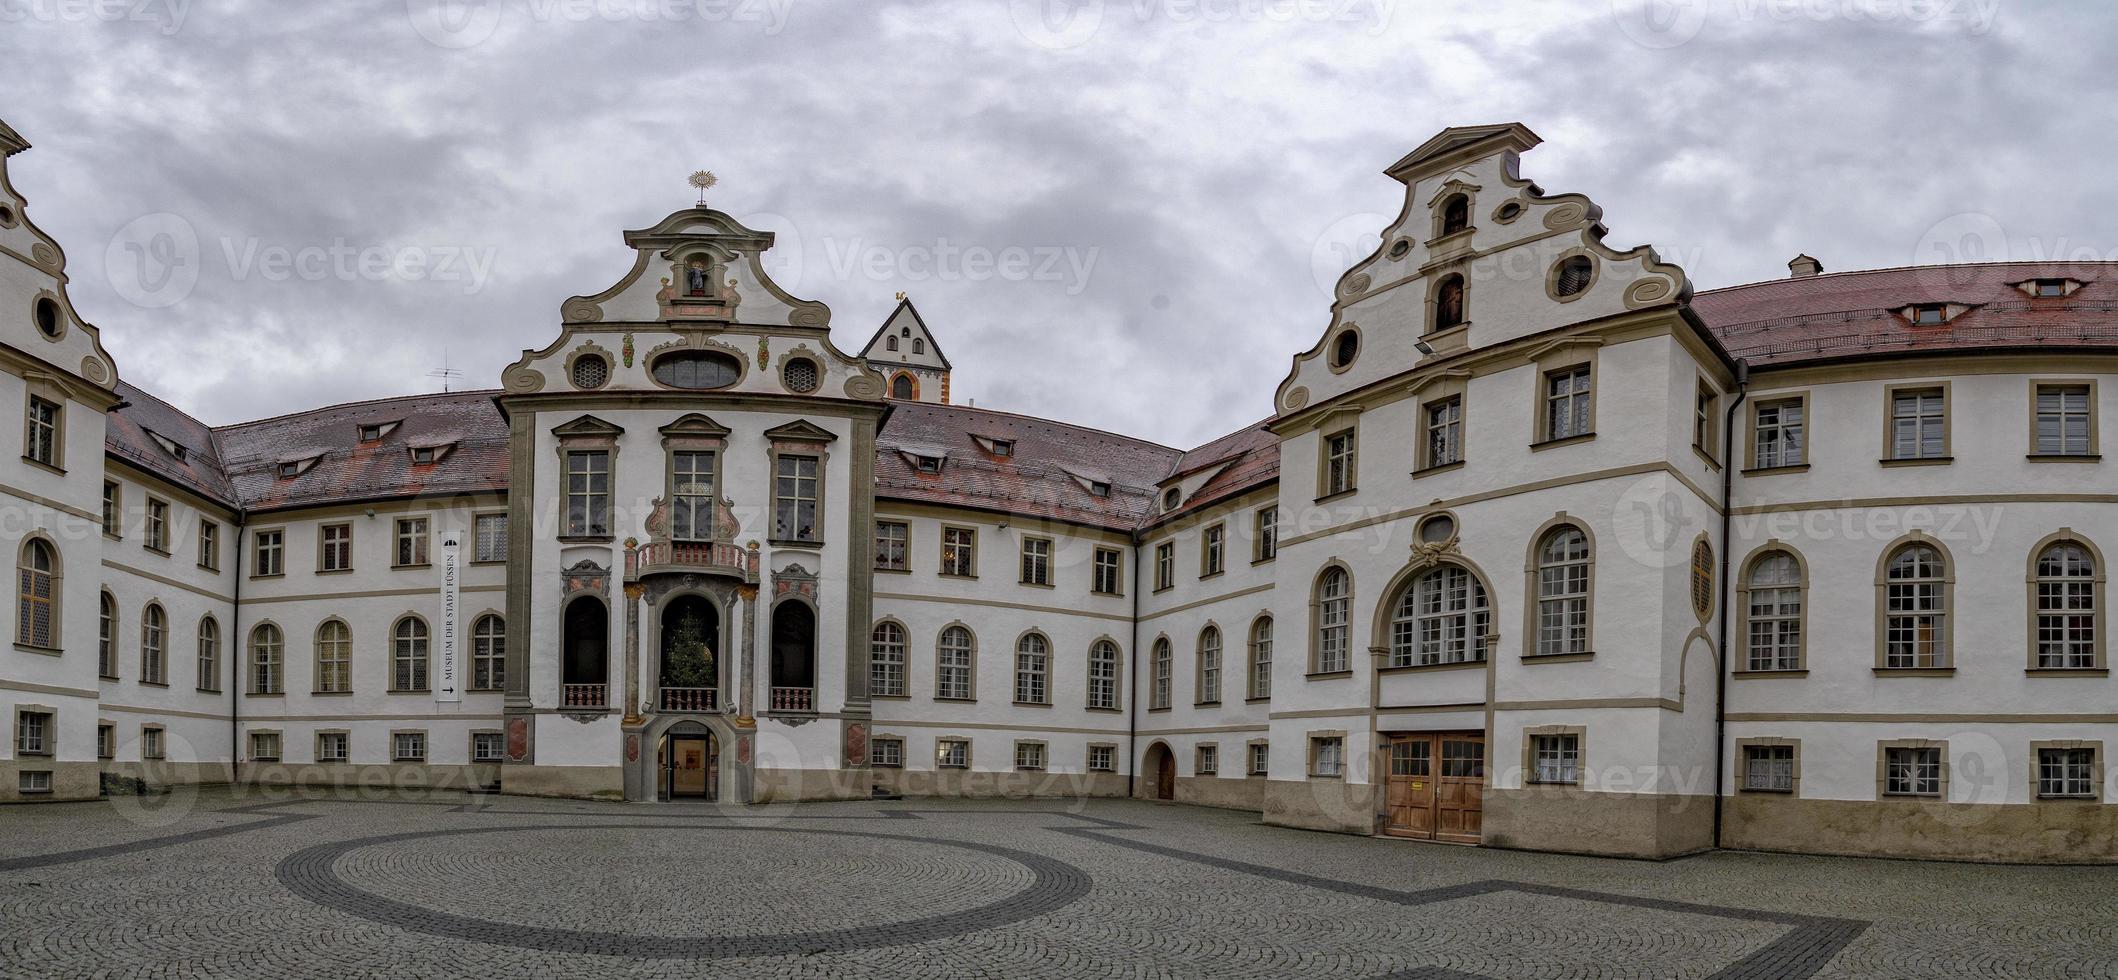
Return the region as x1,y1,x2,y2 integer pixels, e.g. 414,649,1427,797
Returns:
660,687,718,713
769,687,814,713
562,683,607,710
627,540,757,584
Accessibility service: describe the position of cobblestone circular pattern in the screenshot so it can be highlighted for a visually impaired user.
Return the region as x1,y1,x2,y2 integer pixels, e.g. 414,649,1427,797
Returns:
275,823,1094,959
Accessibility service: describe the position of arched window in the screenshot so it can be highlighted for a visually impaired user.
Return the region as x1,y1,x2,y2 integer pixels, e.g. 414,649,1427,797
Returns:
316,620,352,693
197,615,220,692
891,374,914,400
912,338,925,354
1388,565,1489,667
98,591,117,678
886,335,899,351
1433,274,1466,331
1743,552,1803,671
562,597,609,707
250,623,283,694
472,614,505,691
1150,637,1172,709
1690,539,1715,620
1313,567,1351,672
1248,615,1273,700
769,602,817,711
141,603,166,684
1087,639,1119,710
1440,195,1470,236
870,621,906,697
1014,632,1050,705
1197,625,1222,703
392,616,430,692
1534,526,1591,657
16,539,55,648
2035,540,2098,669
936,625,974,700
1883,543,1947,669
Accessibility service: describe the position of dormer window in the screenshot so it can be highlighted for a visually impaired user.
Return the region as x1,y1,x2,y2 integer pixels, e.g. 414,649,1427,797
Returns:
914,455,944,475
2035,278,2069,297
972,434,1016,458
276,456,320,480
1163,487,1181,511
1440,195,1470,236
1088,481,1111,498
145,430,186,462
358,420,401,442
410,443,454,466
1911,304,1947,325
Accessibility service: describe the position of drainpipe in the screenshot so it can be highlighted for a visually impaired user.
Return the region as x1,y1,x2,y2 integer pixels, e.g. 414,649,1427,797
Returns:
1126,533,1142,799
228,519,246,789
1711,360,1749,849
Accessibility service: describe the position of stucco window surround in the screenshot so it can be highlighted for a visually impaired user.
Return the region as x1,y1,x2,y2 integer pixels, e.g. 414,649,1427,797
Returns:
140,724,166,760
96,590,116,677
1528,338,1600,449
562,342,615,391
1522,514,1595,662
1544,248,1600,304
1148,634,1173,711
934,622,977,702
101,480,121,539
1013,739,1048,772
390,729,429,763
1522,725,1587,786
2029,739,2103,802
1425,270,1470,339
659,414,730,543
20,375,67,473
14,534,61,653
1426,182,1477,248
247,729,283,762
1692,376,1722,468
1735,737,1802,796
314,730,351,763
869,735,905,768
143,497,170,555
765,420,836,548
314,618,353,694
868,618,910,699
2025,530,2107,674
1194,622,1224,705
935,737,973,770
940,525,978,578
1086,741,1119,772
1880,381,1953,465
1744,390,1812,474
552,415,623,542
1411,370,1470,476
1092,545,1124,594
1013,629,1052,706
1735,543,1809,675
1314,408,1361,502
1373,552,1497,672
1873,531,1957,674
1020,535,1054,587
13,705,54,757
1199,523,1226,579
1251,507,1278,563
1246,738,1271,776
2027,378,2101,460
1876,738,1949,799
1195,742,1220,776
195,614,221,693
1308,562,1355,677
138,602,167,686
875,520,911,573
1306,730,1348,779
316,522,353,573
247,621,284,695
390,614,431,693
251,527,285,578
392,516,431,568
1086,636,1124,712
1324,322,1363,375
1246,613,1274,701
1151,540,1174,592
471,729,506,763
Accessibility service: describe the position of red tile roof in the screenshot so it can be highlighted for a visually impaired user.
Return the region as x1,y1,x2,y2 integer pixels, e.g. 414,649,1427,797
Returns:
1150,419,1279,528
1693,262,2118,367
214,390,511,512
875,401,1183,531
106,382,239,507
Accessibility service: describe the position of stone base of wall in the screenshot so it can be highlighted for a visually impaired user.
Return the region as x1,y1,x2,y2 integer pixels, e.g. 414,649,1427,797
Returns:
107,761,235,789
1726,793,2118,864
754,766,874,803
1261,777,1379,834
876,768,1128,800
1154,774,1265,812
1482,786,1714,859
501,764,625,800
0,760,101,803
243,762,497,793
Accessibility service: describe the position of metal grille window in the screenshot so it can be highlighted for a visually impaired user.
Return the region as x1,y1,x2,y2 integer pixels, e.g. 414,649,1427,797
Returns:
24,395,58,466
320,523,352,571
870,738,903,768
1884,746,1942,796
875,521,908,571
1425,397,1463,468
1248,742,1270,775
571,355,607,389
140,604,165,684
2036,385,2093,455
936,626,974,700
941,527,976,576
1555,255,1593,296
1014,742,1046,771
1889,389,1947,459
936,739,969,769
394,517,429,567
1197,626,1222,703
1754,400,1805,468
1254,507,1278,561
870,622,906,697
671,451,717,541
250,624,283,694
16,539,54,649
1089,745,1116,772
392,731,427,762
1014,633,1049,704
392,617,429,692
313,621,352,693
1087,640,1119,709
1745,553,1803,670
564,451,610,537
1743,745,1795,792
197,616,220,692
2036,542,2097,668
1311,736,1344,777
1389,565,1489,667
1248,616,1273,699
473,732,505,762
1202,525,1225,576
1150,638,1172,709
773,454,820,542
782,358,820,393
15,710,50,755
1092,547,1121,595
249,732,281,762
1020,538,1051,586
474,514,508,562
1315,568,1350,672
2038,747,2097,799
1884,545,1947,668
1544,367,1592,441
1323,429,1356,496
472,615,505,690
1535,527,1591,656
254,529,284,576
1531,734,1580,784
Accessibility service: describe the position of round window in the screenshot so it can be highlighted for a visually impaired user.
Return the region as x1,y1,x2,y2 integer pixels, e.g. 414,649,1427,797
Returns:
0,204,17,228
1553,255,1595,298
1418,514,1456,545
33,297,61,339
650,350,743,390
1495,201,1523,222
782,358,820,393
571,354,609,389
1330,330,1359,369
1387,238,1411,260
1163,488,1181,510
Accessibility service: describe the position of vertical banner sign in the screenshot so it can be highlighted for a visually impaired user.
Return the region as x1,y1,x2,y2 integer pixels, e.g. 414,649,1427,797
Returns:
437,530,463,703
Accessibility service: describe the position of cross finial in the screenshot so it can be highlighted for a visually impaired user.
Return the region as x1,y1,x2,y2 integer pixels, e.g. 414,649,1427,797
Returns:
688,170,718,207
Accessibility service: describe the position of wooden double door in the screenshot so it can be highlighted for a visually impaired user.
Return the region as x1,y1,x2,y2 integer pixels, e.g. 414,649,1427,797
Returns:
1383,733,1484,843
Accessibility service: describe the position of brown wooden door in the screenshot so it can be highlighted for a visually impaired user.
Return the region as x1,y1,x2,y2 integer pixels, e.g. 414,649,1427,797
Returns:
1154,747,1175,800
1384,737,1436,838
1383,733,1483,842
1435,735,1485,843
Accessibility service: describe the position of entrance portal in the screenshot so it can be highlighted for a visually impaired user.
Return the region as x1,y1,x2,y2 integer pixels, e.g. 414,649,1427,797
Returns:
1143,742,1175,800
1384,733,1484,842
661,732,719,800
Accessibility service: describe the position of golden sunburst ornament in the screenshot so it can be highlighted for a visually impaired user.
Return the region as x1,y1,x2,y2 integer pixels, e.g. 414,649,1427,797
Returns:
688,170,717,206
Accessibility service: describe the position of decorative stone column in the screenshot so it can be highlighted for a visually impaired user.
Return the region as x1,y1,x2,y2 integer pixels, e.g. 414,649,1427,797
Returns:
622,570,643,726
736,579,759,724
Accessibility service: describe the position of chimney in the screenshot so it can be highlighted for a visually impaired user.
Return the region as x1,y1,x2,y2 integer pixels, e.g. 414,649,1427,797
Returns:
1787,254,1823,278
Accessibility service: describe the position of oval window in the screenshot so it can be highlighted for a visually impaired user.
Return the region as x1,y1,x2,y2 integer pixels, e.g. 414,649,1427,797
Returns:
33,297,61,339
651,350,742,390
1330,330,1359,369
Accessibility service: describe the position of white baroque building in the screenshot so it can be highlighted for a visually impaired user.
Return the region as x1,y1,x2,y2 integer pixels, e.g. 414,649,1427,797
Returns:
5,117,2116,862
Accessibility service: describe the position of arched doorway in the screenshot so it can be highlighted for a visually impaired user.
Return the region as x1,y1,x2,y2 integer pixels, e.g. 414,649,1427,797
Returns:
1143,742,1176,801
658,595,721,712
769,601,816,712
658,723,719,800
561,596,609,708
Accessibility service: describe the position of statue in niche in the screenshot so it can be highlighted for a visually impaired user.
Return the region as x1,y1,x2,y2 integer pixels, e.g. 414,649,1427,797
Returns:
686,258,711,296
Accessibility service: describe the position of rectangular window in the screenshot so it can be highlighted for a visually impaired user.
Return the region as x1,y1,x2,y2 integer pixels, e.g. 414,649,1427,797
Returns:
253,529,284,577
670,450,717,540
15,710,51,755
1883,745,1942,797
936,739,969,769
1544,367,1592,441
875,521,909,571
474,514,508,563
1424,396,1463,468
941,527,977,577
392,732,427,763
1202,524,1225,577
1248,742,1270,776
24,394,59,467
1310,735,1344,777
142,727,164,760
97,724,115,760
1154,541,1174,592
101,481,121,537
249,732,281,762
1694,381,1718,456
1322,429,1356,496
1088,745,1115,772
773,454,820,542
1753,399,1806,469
18,771,50,795
1196,744,1218,775
1889,388,1948,459
1091,546,1122,595
1742,745,1795,792
394,517,429,567
1014,741,1046,771
320,523,352,572
472,732,505,763
198,520,219,570
870,737,903,768
2034,384,2093,456
1531,733,1581,784
564,450,611,537
146,499,169,552
1253,507,1277,562
2037,747,2097,799
317,732,349,763
1020,537,1051,586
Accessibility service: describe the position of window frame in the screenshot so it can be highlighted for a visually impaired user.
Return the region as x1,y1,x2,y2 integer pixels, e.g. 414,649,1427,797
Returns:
391,730,428,763
1387,563,1491,668
1307,732,1346,778
393,516,431,568
940,526,978,578
935,624,976,701
318,522,353,573
390,615,431,693
252,527,285,578
1013,739,1047,772
472,512,509,564
1149,636,1172,710
1735,738,1800,795
1195,624,1222,705
869,620,907,698
1086,638,1121,710
1878,740,1947,798
14,708,53,756
196,615,220,692
1309,565,1352,675
101,480,121,538
1247,615,1273,700
1881,382,1952,464
1524,519,1595,660
770,451,823,546
935,737,970,770
144,497,170,554
869,736,904,768
197,519,219,571
1747,392,1810,473
1200,523,1225,578
22,392,61,470
249,623,284,695
1875,535,1954,672
471,613,506,691
1524,727,1585,786
139,602,166,685
2031,740,2102,801
1012,631,1050,705
562,448,613,539
1318,426,1358,499
1736,547,1807,673
1252,506,1278,563
15,537,59,651
315,619,353,694
1152,540,1175,592
2027,533,2104,672
2028,379,2099,459
1091,545,1123,595
874,520,910,572
1422,394,1465,471
1536,364,1595,446
1019,535,1053,587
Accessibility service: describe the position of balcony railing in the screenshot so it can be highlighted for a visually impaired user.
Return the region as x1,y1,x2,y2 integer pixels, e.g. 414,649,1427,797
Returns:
561,683,607,709
770,687,814,713
626,540,757,583
660,687,718,713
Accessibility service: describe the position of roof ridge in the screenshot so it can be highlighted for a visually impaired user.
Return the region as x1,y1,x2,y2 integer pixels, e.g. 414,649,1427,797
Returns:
1697,260,2118,296
213,387,505,432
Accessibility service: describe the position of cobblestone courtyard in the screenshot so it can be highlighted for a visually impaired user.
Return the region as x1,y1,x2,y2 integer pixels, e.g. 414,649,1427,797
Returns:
2,790,2114,978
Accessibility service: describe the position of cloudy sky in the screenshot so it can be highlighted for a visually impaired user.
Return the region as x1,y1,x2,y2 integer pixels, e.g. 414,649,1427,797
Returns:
1,0,2106,447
